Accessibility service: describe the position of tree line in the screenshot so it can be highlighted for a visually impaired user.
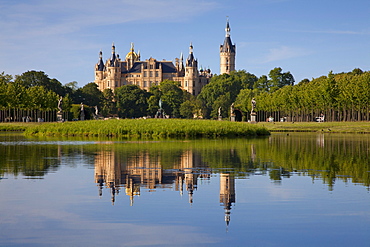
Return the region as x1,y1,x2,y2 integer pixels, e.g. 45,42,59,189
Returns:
0,70,196,121
1,67,369,122
198,67,370,122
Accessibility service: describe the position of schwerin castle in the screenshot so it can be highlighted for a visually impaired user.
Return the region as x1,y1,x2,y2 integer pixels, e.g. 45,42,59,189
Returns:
94,20,236,96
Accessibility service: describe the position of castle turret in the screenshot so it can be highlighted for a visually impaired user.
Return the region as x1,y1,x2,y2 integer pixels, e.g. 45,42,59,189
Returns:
109,43,118,66
220,173,235,230
95,50,105,82
185,43,199,95
220,19,236,74
105,43,121,90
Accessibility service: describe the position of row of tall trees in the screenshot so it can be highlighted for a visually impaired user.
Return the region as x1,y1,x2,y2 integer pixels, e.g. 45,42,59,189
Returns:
199,68,370,122
0,71,106,121
252,69,370,122
0,70,196,121
1,67,369,122
198,67,295,119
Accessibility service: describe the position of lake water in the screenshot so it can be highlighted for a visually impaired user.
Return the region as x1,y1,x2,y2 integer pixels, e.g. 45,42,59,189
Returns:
0,133,369,247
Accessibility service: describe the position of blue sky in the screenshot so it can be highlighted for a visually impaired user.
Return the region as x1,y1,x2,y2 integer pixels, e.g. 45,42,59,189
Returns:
1,0,369,87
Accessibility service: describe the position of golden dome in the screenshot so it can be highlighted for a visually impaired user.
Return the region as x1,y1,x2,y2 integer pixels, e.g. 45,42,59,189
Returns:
126,51,138,60
125,42,139,61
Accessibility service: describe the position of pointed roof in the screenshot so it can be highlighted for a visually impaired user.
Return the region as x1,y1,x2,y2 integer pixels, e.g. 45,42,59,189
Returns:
110,42,117,66
97,50,104,71
220,19,235,53
186,43,197,67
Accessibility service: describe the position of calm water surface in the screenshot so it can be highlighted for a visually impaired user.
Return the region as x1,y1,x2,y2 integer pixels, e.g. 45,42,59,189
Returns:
0,133,369,247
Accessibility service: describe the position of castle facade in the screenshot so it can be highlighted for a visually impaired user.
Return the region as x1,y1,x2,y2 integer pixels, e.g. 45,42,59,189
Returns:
94,20,235,96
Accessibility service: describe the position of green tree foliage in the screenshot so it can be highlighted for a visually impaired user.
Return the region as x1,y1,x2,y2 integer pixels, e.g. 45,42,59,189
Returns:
198,70,258,118
179,96,201,119
62,94,73,113
0,72,13,109
70,104,91,120
101,89,116,117
14,70,65,95
253,70,370,122
234,89,254,114
268,67,295,92
115,85,149,118
25,86,58,111
0,72,12,85
158,80,188,118
253,75,270,93
147,86,162,116
62,81,78,99
77,82,103,107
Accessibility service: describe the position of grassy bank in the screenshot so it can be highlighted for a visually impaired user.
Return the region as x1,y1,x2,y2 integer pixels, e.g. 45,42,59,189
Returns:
259,121,370,133
0,122,42,132
23,119,270,138
4,120,370,136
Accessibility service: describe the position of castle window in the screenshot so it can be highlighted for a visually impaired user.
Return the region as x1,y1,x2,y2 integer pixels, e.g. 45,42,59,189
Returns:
150,65,153,69
144,71,147,77
144,81,147,87
150,71,153,77
155,71,159,77
185,81,188,87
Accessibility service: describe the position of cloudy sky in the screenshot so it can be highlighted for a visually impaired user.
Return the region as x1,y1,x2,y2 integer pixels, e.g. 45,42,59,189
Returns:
1,0,369,87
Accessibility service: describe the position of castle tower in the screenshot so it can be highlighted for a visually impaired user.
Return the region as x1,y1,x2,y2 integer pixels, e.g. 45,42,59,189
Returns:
185,43,199,95
105,43,121,91
220,19,236,74
95,50,105,89
219,173,235,229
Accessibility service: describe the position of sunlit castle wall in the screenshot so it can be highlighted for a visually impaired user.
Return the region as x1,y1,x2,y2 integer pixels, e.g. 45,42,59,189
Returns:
94,42,212,96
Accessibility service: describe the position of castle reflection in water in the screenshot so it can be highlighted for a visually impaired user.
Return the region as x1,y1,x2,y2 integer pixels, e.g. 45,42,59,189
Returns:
94,150,235,226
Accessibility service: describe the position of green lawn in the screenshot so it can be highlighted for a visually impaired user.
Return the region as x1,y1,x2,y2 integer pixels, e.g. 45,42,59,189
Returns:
258,121,370,133
2,120,370,135
23,119,270,138
0,122,42,131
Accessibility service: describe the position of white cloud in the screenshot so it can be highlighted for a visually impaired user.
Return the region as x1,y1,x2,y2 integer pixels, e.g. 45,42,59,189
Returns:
261,46,311,63
0,0,219,84
1,0,218,37
0,0,219,48
292,29,370,36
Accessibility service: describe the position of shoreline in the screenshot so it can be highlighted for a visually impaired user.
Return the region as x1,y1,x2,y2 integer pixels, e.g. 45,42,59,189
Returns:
1,120,370,134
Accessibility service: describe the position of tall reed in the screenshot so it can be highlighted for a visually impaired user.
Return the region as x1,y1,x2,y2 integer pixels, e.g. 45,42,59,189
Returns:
24,119,270,138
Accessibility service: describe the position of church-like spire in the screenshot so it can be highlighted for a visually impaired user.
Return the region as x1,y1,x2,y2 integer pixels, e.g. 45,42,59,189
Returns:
111,42,116,55
97,50,104,71
225,18,231,37
179,52,184,70
110,42,117,66
220,20,235,53
186,42,197,67
220,18,236,74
